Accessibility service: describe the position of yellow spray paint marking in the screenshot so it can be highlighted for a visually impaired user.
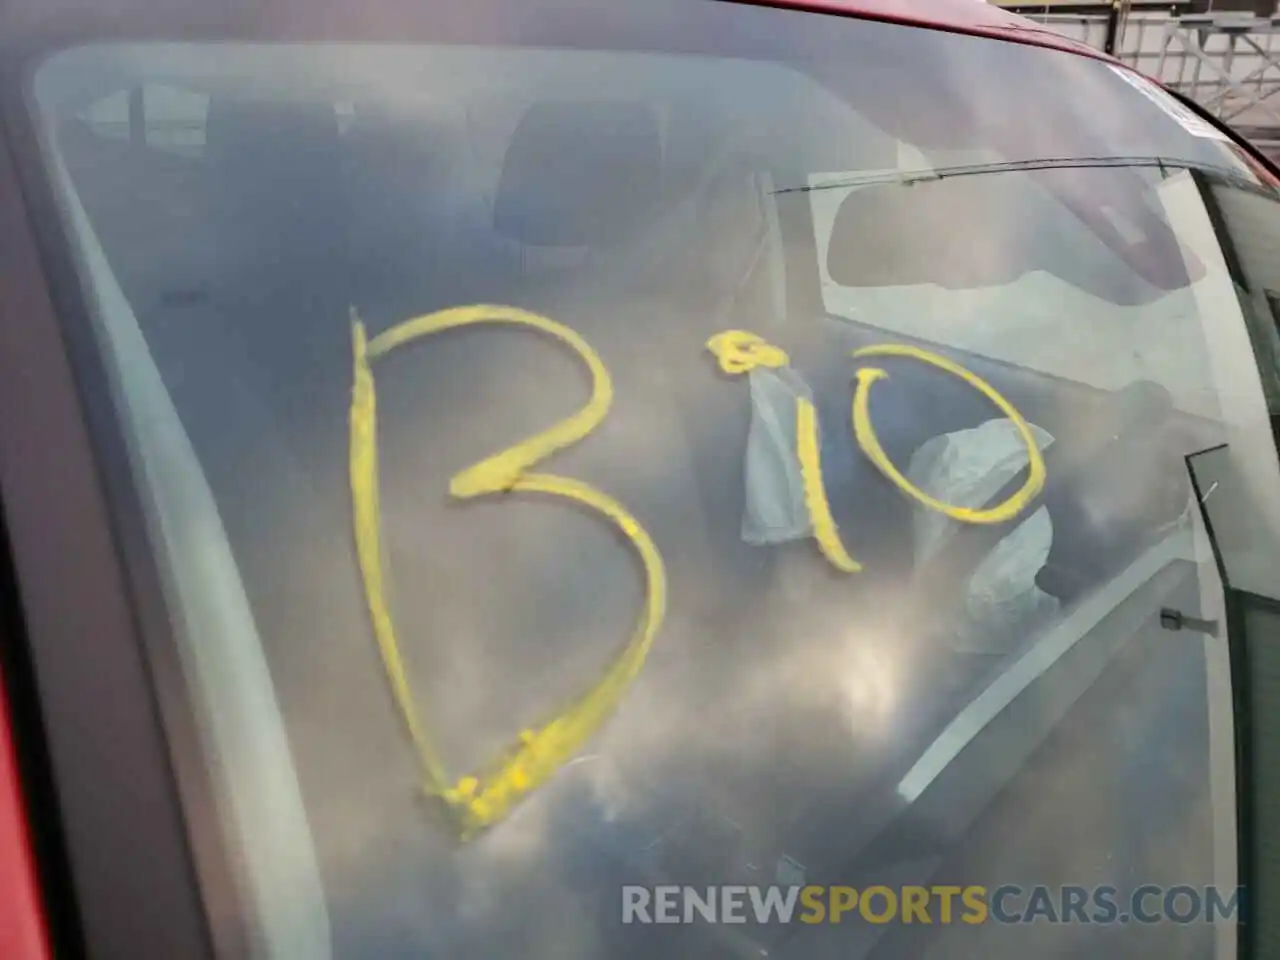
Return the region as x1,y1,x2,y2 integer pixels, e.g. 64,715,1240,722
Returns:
350,304,667,839
706,329,790,374
850,343,1045,524
707,329,862,573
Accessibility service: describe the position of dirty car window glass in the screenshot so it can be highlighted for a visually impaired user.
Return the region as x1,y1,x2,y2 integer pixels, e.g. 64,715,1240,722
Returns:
28,7,1279,958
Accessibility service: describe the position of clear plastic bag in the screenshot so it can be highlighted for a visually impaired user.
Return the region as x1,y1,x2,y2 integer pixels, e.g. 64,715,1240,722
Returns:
740,366,815,545
907,417,1060,652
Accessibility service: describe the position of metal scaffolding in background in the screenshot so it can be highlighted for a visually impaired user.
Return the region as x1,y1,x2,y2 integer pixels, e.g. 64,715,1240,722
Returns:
1000,0,1280,150
1152,12,1280,145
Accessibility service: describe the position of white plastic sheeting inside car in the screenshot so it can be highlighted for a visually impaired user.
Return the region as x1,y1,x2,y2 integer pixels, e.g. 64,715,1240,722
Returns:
907,417,1060,652
740,366,816,546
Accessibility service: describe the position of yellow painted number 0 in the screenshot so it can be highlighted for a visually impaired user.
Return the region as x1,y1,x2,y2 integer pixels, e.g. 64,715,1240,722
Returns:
350,305,667,839
851,342,1045,524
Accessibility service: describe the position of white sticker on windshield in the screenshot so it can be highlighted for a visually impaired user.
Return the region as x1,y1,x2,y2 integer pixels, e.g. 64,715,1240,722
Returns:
1108,64,1232,142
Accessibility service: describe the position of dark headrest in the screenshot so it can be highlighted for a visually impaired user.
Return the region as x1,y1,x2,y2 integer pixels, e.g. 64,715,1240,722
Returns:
493,101,662,247
201,97,347,283
204,97,341,184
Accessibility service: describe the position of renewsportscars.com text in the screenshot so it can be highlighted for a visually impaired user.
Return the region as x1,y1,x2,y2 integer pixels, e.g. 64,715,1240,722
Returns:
621,884,1244,926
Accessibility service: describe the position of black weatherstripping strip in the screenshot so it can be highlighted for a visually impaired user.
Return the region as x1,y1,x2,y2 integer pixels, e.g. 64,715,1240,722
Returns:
1196,168,1255,296
1186,444,1252,957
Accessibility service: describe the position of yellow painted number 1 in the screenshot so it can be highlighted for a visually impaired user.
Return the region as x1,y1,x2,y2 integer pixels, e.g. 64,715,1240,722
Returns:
707,330,863,572
350,305,667,839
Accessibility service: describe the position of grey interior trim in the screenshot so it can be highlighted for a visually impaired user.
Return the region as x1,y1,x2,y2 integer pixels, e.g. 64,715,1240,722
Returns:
898,525,1195,803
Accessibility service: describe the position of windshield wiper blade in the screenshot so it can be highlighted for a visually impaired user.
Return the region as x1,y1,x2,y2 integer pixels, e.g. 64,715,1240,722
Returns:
774,155,1257,194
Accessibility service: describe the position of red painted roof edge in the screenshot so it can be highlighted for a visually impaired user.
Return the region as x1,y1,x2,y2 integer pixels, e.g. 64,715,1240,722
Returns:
737,0,1125,64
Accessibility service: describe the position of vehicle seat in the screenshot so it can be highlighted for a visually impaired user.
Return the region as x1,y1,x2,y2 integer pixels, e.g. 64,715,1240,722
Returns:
343,103,521,319
484,99,793,613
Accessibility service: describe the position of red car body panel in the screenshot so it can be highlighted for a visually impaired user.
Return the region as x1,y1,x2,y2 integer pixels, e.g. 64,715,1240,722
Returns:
0,0,1150,957
0,668,49,960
